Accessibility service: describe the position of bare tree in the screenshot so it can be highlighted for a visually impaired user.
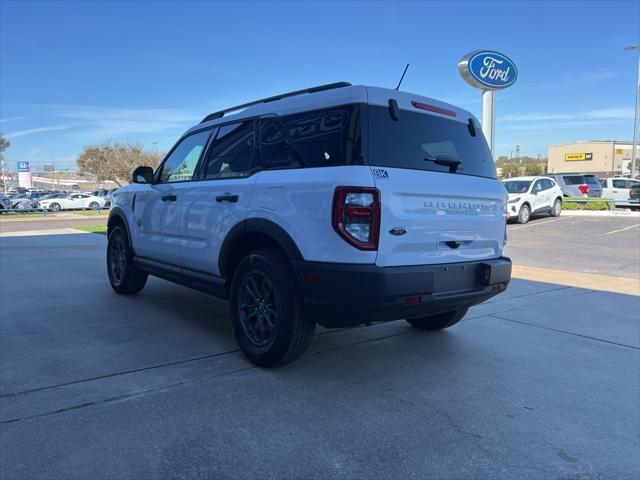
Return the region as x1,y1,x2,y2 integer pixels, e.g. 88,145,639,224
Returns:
76,142,163,187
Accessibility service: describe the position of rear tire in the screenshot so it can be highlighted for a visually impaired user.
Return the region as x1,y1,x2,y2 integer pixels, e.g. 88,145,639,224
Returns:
89,201,100,210
406,307,468,331
550,198,562,217
230,248,315,367
50,203,61,212
107,225,147,295
517,204,530,224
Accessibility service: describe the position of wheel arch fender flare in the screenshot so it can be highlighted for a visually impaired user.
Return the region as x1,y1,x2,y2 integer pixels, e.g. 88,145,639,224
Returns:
218,218,304,278
107,207,134,250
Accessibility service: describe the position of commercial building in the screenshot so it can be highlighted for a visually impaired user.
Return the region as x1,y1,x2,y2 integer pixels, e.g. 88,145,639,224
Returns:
547,141,639,177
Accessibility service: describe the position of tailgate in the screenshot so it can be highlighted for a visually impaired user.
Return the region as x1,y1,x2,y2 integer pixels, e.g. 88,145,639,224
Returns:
372,167,507,267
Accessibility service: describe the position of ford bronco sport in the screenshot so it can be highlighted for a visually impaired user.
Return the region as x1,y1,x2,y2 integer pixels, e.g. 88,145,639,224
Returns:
107,82,512,366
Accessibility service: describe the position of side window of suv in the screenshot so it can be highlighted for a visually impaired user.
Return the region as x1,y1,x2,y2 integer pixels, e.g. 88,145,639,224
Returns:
260,117,301,170
532,180,544,192
612,179,628,189
203,120,256,179
158,130,212,183
270,105,362,169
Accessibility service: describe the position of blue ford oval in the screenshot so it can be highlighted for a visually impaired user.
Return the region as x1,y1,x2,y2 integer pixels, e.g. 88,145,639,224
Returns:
463,51,518,90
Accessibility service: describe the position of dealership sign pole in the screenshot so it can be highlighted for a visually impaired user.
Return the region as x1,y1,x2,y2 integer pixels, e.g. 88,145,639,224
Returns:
458,50,518,158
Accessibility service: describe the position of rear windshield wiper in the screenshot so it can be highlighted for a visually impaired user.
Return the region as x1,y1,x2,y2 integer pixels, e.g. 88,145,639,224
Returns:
424,154,462,173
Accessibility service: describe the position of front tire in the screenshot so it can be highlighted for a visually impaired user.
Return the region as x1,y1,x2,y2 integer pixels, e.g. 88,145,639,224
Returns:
107,225,147,295
517,204,530,224
550,198,562,217
230,248,315,367
50,203,61,212
89,201,100,210
406,307,468,331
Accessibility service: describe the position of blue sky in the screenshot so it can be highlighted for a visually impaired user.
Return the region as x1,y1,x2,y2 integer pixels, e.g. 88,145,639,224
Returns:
1,0,639,170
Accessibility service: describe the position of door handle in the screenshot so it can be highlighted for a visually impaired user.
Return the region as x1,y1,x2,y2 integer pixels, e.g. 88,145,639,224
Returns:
216,194,239,203
161,194,177,202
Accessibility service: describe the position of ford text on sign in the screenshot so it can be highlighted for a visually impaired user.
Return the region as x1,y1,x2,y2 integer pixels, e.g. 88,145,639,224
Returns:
458,51,518,90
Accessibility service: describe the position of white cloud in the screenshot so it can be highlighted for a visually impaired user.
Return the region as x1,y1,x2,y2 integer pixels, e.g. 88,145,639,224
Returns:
5,125,69,139
584,108,635,119
500,106,635,123
500,113,574,122
55,105,205,141
0,116,28,124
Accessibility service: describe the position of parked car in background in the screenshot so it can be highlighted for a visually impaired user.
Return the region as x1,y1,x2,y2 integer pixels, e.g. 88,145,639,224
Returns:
91,188,118,207
0,194,12,210
584,174,603,197
503,176,564,223
601,177,640,206
630,182,640,202
9,191,52,210
35,193,106,211
546,173,590,197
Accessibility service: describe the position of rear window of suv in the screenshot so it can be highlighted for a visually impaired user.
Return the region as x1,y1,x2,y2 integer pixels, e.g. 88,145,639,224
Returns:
562,175,586,185
367,105,496,179
584,175,601,186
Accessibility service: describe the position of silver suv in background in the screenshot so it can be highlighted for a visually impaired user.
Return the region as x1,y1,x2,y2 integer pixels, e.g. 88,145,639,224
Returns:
583,175,603,197
546,173,590,197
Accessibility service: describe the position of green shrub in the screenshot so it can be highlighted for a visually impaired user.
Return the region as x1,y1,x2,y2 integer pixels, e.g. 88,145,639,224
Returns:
562,197,614,211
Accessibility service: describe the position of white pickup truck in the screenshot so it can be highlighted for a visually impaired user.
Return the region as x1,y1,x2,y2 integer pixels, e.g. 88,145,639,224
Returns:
601,177,640,206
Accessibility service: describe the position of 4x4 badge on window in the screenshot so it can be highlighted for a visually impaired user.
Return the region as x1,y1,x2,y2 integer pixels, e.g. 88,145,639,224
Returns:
372,168,389,179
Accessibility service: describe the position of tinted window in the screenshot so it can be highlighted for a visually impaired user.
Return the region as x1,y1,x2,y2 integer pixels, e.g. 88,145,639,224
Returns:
368,106,495,178
585,175,601,186
542,179,554,190
503,181,531,193
612,179,628,188
261,105,362,169
260,117,300,170
158,130,211,183
204,120,255,179
562,175,586,185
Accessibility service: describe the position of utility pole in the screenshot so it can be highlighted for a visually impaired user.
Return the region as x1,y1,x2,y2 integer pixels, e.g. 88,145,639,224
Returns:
625,44,640,178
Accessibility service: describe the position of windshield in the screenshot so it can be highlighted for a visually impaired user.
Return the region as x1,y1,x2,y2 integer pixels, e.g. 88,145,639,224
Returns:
367,105,496,178
503,181,531,193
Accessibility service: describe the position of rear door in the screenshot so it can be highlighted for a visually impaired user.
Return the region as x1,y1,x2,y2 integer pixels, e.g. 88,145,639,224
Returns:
366,102,506,267
179,119,258,275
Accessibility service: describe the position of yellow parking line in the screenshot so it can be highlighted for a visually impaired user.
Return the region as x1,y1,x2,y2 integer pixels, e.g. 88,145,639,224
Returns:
512,265,639,296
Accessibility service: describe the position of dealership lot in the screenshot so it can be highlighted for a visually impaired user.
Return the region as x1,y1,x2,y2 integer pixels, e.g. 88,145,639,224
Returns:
1,216,639,479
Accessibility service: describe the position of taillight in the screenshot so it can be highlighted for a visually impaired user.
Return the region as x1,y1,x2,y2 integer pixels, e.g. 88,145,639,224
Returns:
578,185,589,195
332,187,380,250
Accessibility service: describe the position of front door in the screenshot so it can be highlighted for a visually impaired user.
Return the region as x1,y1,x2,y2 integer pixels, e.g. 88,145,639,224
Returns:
133,129,212,266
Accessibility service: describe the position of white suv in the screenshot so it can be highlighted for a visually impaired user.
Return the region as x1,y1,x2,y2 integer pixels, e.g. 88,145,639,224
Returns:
107,82,512,366
503,176,563,224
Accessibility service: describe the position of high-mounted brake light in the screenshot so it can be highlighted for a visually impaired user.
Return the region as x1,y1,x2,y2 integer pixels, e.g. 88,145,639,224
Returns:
578,185,589,195
411,100,457,117
332,187,380,251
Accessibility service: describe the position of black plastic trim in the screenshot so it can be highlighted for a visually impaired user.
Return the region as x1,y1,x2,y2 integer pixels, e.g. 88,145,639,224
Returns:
291,257,512,328
133,257,227,299
218,218,304,277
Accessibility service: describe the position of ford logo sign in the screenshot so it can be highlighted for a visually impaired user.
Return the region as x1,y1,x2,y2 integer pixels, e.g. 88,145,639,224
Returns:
458,50,518,90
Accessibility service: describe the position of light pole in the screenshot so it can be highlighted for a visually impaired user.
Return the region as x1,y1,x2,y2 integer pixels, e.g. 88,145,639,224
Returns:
625,44,640,178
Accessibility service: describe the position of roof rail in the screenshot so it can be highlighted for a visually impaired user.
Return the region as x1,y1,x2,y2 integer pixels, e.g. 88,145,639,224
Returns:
200,81,352,123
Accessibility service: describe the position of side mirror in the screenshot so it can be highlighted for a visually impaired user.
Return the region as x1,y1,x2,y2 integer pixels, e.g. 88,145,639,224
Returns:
132,166,154,184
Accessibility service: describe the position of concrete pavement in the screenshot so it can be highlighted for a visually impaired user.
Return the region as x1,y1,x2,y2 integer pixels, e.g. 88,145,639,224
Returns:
1,228,638,479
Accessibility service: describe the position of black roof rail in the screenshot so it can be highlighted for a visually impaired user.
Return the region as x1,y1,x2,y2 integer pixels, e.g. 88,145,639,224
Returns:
200,81,352,123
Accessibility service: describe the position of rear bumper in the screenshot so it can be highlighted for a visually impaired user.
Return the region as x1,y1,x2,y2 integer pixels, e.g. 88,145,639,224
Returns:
291,257,512,328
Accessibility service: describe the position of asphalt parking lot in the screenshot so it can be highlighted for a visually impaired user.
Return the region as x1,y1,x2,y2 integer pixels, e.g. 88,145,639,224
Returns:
1,215,639,479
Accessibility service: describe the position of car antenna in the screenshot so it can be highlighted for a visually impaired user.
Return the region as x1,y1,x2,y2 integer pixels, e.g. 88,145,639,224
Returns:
395,63,410,90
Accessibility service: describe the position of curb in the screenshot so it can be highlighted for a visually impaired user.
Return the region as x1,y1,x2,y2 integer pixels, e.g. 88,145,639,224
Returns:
560,210,640,217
